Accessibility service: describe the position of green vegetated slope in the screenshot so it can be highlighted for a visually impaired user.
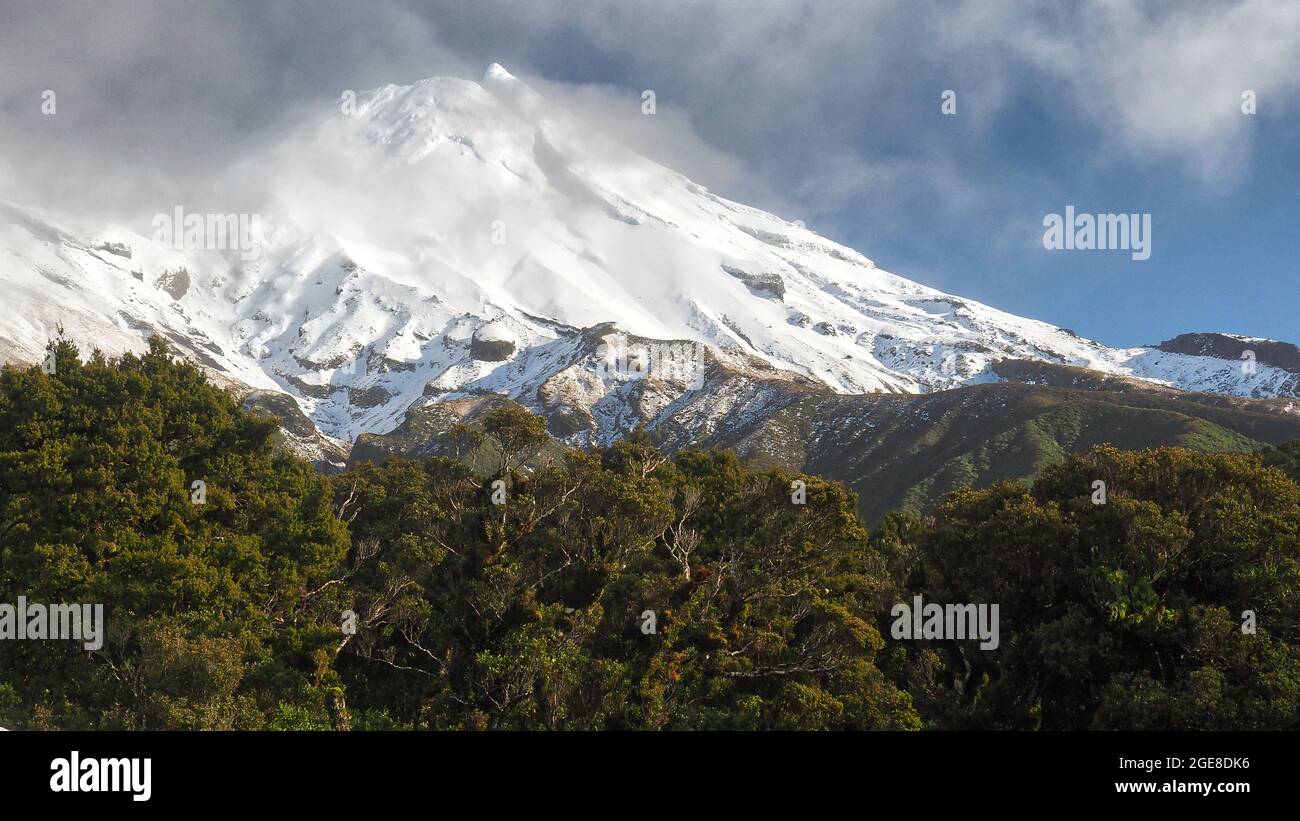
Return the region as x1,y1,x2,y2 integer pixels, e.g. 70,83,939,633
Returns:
351,359,1300,527
714,383,1300,524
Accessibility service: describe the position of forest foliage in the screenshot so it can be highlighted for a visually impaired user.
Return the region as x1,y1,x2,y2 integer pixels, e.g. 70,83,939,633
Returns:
2,339,1298,730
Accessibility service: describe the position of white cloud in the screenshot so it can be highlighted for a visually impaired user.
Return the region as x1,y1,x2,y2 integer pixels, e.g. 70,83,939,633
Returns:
1001,0,1300,182
1,0,1296,229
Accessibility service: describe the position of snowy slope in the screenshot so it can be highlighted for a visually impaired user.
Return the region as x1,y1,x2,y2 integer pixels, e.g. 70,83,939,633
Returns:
0,63,1295,449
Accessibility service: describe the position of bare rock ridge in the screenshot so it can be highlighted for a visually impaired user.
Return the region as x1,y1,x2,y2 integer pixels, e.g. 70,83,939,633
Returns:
1158,333,1300,374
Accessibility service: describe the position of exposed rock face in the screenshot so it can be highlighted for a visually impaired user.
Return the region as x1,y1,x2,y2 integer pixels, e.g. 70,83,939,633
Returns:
241,389,349,471
94,241,132,259
470,335,515,361
347,385,392,408
243,389,320,438
156,267,190,300
722,264,785,300
1158,333,1300,373
545,406,595,437
280,373,331,399
470,319,520,361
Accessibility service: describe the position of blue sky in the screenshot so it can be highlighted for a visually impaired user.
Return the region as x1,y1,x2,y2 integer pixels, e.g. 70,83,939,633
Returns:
1,0,1297,348
838,85,1300,348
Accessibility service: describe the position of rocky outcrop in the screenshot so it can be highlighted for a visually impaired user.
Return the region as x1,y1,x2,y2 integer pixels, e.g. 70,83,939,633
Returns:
470,320,519,361
1158,333,1300,373
156,267,190,300
722,264,785,300
242,389,349,471
470,335,515,361
94,241,132,259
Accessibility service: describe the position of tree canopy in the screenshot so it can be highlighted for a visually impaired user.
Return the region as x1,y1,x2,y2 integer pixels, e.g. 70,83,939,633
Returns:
2,339,1298,730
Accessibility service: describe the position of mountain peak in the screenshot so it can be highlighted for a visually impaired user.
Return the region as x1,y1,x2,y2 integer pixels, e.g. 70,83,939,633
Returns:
483,62,518,83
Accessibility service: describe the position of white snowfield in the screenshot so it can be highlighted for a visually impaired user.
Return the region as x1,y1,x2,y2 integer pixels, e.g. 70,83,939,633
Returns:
0,64,1295,450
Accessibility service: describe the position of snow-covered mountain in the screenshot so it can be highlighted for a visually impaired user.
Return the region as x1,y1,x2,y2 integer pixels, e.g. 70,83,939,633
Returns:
2,64,1296,463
